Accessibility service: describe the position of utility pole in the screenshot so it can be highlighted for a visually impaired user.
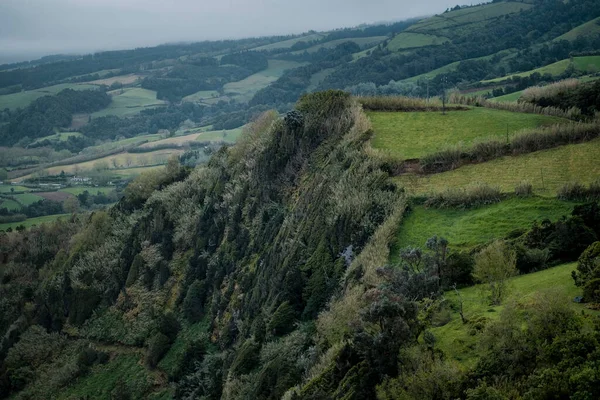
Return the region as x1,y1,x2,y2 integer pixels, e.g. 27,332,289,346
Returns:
442,76,448,115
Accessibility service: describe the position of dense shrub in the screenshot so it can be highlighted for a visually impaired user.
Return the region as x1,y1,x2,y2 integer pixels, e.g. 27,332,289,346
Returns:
557,180,600,201
268,302,297,336
146,333,171,368
572,241,600,289
358,96,467,112
515,181,533,197
424,184,502,209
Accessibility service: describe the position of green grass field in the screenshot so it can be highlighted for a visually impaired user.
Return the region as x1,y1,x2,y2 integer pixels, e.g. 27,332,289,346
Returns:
393,197,576,254
387,32,449,51
0,184,28,193
0,214,71,231
397,138,600,195
59,186,115,196
13,192,44,205
369,108,565,159
0,83,100,110
432,262,585,367
0,198,21,211
292,36,387,54
490,90,523,102
482,56,600,83
554,17,600,42
82,134,163,154
91,88,166,118
252,33,325,51
307,68,336,92
30,131,83,145
222,60,305,102
182,90,220,103
407,1,532,36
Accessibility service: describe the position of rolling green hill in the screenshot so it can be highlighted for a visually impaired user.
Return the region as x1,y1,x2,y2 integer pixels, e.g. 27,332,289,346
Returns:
482,56,600,83
91,88,166,118
387,32,449,51
369,108,564,159
554,16,600,41
0,83,100,110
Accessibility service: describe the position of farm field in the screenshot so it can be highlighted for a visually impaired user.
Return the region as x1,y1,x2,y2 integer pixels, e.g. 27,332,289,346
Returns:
91,88,166,118
396,138,600,195
291,36,387,54
307,68,336,91
368,108,565,159
0,83,99,110
393,197,577,253
110,165,165,178
482,56,600,83
490,90,523,102
89,74,142,86
432,262,586,367
222,60,305,102
30,131,83,145
554,16,600,41
82,134,163,154
0,184,28,192
18,149,185,180
251,33,325,51
13,192,44,205
182,90,220,103
0,214,71,231
59,186,114,196
0,199,21,211
387,32,449,51
406,1,532,35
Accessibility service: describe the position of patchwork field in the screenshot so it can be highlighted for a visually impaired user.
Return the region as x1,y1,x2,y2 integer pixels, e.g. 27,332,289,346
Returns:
13,192,44,205
91,88,166,118
59,186,114,196
393,197,577,253
482,56,600,83
0,83,100,110
387,32,449,51
369,108,565,159
396,138,600,195
0,198,21,211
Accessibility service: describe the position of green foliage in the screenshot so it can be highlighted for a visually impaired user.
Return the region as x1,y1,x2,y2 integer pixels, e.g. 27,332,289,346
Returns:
268,302,297,336
473,241,517,305
126,254,144,287
182,280,207,323
424,184,502,209
146,333,171,369
573,241,600,290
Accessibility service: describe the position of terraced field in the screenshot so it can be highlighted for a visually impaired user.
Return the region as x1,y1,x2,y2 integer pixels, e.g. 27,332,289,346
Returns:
369,108,565,159
396,138,600,196
393,197,577,253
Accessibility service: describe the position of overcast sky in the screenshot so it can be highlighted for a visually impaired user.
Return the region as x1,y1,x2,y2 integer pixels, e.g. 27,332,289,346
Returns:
0,0,461,63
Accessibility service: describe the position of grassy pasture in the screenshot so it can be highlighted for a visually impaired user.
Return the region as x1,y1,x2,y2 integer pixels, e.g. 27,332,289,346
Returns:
407,1,533,35
0,184,28,192
490,90,523,102
89,74,142,86
91,88,166,118
0,83,99,110
30,131,83,145
252,33,325,51
0,199,21,211
482,56,600,83
432,262,584,367
387,32,449,51
59,186,114,196
110,165,166,178
554,17,600,41
369,108,564,159
393,197,576,254
396,138,600,196
291,36,387,54
307,68,336,92
222,60,305,102
182,90,220,103
0,214,71,231
83,134,163,154
13,192,44,205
